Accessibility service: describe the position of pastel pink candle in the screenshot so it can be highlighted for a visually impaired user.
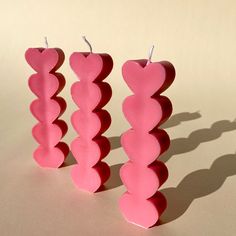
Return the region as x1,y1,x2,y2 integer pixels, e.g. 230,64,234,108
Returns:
70,38,113,192
25,46,69,168
119,48,175,228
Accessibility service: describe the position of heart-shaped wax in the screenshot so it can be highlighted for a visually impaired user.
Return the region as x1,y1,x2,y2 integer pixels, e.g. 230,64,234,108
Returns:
70,136,110,167
71,109,111,139
25,48,64,73
70,51,113,192
26,47,68,168
121,129,170,165
32,122,64,147
71,110,99,138
71,81,112,111
29,73,59,98
123,96,161,132
70,53,103,82
122,60,175,96
53,73,66,96
119,191,167,228
33,145,66,168
53,119,68,137
30,98,62,123
71,81,101,110
152,95,173,127
120,161,168,199
95,82,112,109
123,95,172,132
70,53,113,82
71,161,110,192
120,57,175,228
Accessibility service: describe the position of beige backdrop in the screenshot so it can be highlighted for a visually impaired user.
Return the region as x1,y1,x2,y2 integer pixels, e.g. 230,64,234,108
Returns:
1,0,236,235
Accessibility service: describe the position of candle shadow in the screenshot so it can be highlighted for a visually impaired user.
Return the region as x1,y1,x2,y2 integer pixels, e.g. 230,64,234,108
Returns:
161,111,201,129
61,151,77,167
105,119,236,191
160,119,236,163
160,153,236,224
104,163,123,189
109,136,121,150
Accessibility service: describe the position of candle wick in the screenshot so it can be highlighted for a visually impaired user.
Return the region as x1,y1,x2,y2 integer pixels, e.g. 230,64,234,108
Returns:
146,45,154,66
44,36,49,48
82,36,93,53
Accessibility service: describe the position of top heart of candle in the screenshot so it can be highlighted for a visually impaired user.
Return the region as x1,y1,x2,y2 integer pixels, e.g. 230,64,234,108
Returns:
70,52,113,82
122,60,175,96
25,48,64,73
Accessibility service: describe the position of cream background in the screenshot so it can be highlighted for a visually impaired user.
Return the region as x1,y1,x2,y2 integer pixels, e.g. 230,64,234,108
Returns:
1,0,236,235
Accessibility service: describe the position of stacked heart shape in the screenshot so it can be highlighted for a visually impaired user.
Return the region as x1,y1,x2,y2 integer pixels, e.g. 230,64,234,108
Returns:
25,48,69,168
70,52,113,192
119,60,175,228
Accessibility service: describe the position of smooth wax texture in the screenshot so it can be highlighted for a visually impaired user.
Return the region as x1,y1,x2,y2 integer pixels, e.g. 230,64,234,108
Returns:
120,161,168,199
121,129,170,165
70,52,113,193
25,48,69,168
119,59,175,228
122,60,175,96
119,191,167,229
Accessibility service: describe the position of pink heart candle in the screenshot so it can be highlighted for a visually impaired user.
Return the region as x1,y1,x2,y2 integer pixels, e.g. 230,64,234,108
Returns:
25,46,69,168
70,37,113,193
119,48,175,228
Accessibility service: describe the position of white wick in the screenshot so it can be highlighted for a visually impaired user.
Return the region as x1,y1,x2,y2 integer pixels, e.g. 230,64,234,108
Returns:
82,36,92,53
44,36,49,48
146,45,154,65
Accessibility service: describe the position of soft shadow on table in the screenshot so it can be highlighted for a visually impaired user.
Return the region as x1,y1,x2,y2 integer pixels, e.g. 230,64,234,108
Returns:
161,111,201,129
160,119,236,163
160,153,236,224
109,136,121,150
105,164,123,189
61,152,76,167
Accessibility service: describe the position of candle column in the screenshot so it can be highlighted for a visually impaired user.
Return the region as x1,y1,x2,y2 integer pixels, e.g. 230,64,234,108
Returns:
70,40,113,192
25,47,69,168
119,52,175,228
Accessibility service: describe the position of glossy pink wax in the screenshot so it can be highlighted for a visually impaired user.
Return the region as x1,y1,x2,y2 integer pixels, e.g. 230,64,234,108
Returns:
119,59,175,228
25,48,69,168
70,52,113,193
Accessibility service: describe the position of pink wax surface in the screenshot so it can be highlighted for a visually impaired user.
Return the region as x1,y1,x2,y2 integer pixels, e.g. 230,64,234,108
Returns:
119,59,175,228
25,48,69,168
70,52,113,193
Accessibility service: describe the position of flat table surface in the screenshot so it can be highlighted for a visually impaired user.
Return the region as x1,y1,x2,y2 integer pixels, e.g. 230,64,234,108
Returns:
1,1,236,235
1,112,236,236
